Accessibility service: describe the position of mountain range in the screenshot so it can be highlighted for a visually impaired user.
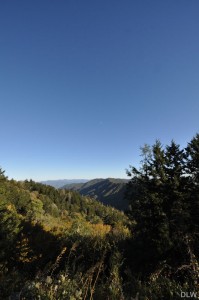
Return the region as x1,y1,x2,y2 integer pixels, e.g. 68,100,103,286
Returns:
40,179,88,189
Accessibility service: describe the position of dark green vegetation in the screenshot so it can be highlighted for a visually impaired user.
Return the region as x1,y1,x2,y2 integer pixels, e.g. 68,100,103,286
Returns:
0,134,198,299
40,179,88,189
125,134,199,299
62,178,129,210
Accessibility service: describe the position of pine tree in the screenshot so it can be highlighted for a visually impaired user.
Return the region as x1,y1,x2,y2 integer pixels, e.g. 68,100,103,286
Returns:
185,134,199,251
164,141,189,239
125,138,195,276
126,141,171,273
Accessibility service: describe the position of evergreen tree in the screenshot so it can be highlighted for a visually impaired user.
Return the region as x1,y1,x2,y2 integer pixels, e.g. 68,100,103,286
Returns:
125,137,198,278
185,134,199,254
164,141,189,239
126,142,171,273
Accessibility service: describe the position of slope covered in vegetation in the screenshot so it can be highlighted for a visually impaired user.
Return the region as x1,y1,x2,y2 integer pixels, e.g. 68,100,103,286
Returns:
0,174,131,299
61,178,129,210
0,134,198,299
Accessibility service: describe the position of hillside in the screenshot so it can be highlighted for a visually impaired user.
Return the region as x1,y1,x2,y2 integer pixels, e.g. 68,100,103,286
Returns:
0,170,132,299
1,134,198,300
61,178,129,210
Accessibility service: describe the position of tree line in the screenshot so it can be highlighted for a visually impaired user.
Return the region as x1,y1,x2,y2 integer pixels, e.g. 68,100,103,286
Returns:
0,134,198,299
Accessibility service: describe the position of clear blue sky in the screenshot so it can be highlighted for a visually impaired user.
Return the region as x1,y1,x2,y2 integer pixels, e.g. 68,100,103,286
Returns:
0,1,198,181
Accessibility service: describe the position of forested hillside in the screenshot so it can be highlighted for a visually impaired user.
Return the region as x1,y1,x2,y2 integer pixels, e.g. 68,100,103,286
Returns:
0,134,198,299
0,173,131,299
61,178,129,210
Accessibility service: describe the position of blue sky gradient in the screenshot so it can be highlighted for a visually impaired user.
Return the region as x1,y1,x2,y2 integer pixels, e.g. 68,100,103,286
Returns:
0,1,199,180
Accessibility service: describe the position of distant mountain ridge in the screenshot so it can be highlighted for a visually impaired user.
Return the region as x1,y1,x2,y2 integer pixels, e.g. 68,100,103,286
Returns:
61,178,129,210
40,179,88,189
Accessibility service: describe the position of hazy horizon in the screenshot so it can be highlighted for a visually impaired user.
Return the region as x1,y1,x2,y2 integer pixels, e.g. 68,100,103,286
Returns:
7,174,129,182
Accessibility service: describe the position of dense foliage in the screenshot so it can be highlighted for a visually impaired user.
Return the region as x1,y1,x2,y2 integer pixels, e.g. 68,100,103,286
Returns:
0,172,131,299
0,134,198,299
125,134,199,299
